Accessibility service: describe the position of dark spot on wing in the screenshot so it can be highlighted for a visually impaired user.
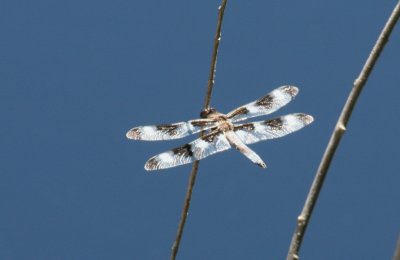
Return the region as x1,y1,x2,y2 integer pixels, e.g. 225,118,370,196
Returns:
190,120,214,127
202,132,220,143
146,157,159,170
296,113,314,124
172,143,193,157
281,85,299,97
234,123,255,131
156,124,180,136
265,118,283,130
127,128,141,139
255,94,274,108
228,107,249,119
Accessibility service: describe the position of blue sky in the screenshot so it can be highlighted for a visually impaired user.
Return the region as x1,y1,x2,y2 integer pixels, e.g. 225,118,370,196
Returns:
1,1,399,259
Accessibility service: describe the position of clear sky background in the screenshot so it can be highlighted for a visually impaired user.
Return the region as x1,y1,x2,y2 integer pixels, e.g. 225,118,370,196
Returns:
1,1,399,259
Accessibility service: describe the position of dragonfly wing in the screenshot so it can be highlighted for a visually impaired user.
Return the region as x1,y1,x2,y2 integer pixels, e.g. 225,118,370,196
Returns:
126,119,216,141
144,130,231,170
234,113,314,145
227,85,299,122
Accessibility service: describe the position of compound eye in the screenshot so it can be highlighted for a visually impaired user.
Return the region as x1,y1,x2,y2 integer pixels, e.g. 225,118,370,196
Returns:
200,109,209,118
200,107,215,118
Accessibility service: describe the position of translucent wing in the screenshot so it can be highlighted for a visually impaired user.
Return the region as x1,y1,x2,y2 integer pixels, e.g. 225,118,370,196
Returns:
126,119,216,141
234,113,314,145
144,130,231,170
227,85,299,123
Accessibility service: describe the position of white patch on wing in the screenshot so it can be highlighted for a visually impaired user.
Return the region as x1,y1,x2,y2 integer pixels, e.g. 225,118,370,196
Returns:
192,139,211,158
247,104,260,114
142,126,157,138
284,114,304,132
158,152,174,164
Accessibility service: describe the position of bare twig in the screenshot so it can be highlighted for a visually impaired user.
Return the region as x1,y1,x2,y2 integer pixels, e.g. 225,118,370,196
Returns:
287,2,400,260
170,1,228,259
204,0,227,109
394,234,400,260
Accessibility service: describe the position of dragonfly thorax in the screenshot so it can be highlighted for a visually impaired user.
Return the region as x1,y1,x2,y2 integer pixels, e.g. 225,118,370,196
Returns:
216,119,234,132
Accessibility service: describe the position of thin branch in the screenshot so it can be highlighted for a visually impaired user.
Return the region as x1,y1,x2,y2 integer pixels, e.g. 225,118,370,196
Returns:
170,161,200,260
287,2,400,260
394,234,400,260
203,0,228,109
170,1,228,260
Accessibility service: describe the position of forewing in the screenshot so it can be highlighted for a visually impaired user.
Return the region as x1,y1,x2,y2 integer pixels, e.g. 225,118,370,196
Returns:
144,130,231,170
234,113,314,145
126,119,216,141
227,85,299,122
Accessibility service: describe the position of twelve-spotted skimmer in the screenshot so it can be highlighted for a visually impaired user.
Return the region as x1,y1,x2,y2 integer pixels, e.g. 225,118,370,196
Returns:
127,85,313,171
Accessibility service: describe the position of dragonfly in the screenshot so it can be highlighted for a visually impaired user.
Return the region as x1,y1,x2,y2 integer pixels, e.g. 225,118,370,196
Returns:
126,85,314,171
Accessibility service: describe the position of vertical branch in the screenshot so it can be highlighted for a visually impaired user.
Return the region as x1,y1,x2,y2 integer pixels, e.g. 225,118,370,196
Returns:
170,1,228,260
287,2,400,260
204,0,227,109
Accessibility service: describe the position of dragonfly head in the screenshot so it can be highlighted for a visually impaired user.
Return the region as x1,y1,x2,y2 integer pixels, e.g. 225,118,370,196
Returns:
200,107,217,118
